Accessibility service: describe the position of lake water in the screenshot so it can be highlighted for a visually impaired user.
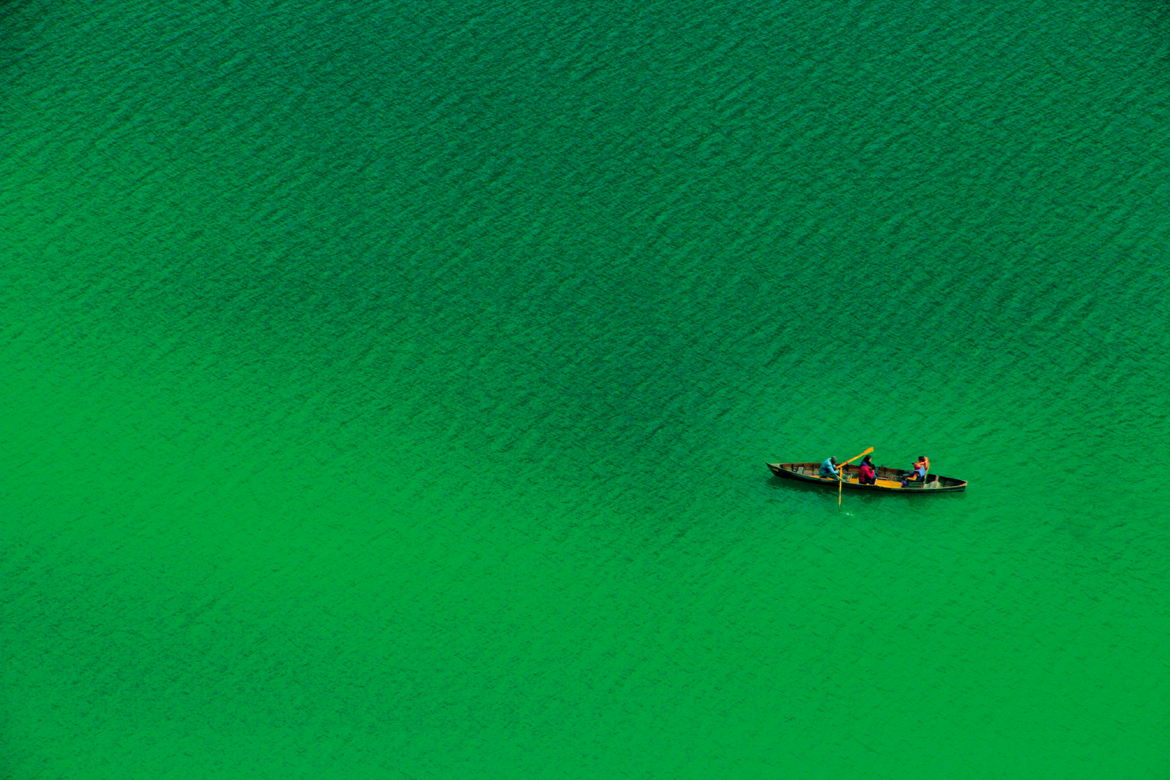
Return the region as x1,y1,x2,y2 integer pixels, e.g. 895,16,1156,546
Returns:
3,1,1168,777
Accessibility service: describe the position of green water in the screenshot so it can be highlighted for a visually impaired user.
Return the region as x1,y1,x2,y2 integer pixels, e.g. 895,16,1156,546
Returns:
3,1,1168,777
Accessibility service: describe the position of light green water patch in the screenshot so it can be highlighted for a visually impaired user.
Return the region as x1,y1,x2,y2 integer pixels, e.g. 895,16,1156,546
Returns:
4,301,1165,779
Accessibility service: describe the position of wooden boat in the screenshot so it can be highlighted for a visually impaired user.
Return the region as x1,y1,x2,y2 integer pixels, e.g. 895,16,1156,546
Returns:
767,462,967,493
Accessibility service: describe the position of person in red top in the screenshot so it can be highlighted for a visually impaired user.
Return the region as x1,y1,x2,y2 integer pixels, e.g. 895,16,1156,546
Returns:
858,455,877,485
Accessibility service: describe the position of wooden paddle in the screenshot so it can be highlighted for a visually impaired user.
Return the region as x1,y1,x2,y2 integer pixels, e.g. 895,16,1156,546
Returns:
838,447,874,507
839,447,874,468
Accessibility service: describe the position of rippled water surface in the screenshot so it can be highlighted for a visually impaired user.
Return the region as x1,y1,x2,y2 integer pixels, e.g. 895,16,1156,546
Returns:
3,1,1168,777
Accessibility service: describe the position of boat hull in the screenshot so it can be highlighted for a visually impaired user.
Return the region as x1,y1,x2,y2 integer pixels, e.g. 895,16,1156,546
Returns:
767,462,967,493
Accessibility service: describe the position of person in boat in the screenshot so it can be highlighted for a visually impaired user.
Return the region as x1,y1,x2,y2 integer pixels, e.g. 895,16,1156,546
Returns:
915,455,930,480
900,455,930,487
858,455,877,485
818,456,840,480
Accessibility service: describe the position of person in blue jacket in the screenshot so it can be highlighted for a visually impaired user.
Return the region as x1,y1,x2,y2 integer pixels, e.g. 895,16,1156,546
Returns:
900,457,928,487
819,456,840,480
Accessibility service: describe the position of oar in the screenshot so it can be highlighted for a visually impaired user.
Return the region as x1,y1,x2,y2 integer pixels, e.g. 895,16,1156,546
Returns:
839,446,874,468
838,447,874,507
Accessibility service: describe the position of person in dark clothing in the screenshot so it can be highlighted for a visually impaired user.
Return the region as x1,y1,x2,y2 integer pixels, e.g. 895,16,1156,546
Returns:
858,455,877,485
